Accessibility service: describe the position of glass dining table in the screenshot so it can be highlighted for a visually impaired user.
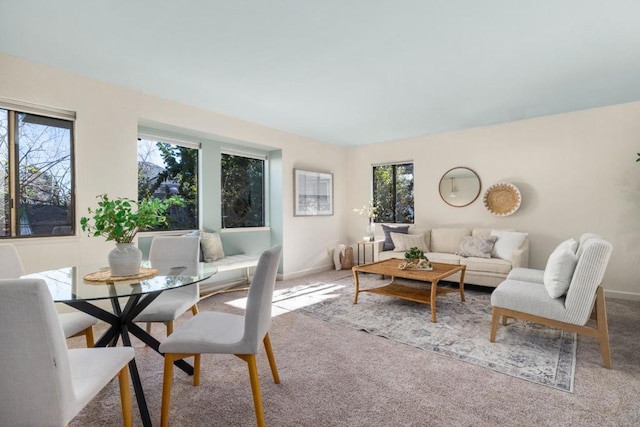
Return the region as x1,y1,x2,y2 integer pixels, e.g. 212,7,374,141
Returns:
23,262,217,427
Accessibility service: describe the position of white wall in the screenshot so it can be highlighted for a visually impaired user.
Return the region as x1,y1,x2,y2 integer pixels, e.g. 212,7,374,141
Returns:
348,102,640,299
4,52,639,299
0,53,346,277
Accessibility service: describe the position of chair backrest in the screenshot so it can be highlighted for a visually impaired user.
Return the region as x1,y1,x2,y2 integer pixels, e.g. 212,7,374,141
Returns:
149,235,200,275
576,233,601,258
243,245,282,353
564,237,612,325
0,243,26,278
0,278,74,425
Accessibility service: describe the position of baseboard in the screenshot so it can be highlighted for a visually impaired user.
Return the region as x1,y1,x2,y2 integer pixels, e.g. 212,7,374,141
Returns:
280,263,335,281
605,289,640,301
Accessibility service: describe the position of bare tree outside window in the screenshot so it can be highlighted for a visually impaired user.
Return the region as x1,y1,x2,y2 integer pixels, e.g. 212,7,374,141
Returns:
0,109,74,237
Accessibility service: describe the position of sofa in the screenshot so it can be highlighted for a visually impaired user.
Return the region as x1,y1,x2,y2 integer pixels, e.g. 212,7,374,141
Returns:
374,226,529,287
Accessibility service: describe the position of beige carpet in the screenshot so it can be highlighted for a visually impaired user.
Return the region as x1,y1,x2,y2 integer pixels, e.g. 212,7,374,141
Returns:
70,269,640,426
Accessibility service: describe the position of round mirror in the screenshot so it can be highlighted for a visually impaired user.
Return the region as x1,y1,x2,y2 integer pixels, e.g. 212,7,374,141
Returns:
439,167,481,207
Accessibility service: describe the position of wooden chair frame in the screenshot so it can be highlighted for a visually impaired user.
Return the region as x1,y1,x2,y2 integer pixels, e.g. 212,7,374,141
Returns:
161,334,280,427
490,286,611,368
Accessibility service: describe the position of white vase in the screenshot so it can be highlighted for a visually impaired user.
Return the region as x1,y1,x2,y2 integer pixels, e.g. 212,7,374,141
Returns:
108,243,142,277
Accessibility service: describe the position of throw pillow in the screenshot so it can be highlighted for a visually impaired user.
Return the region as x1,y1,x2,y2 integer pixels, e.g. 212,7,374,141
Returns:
381,224,409,251
455,236,497,258
390,232,429,253
490,230,528,261
544,238,579,298
200,231,225,262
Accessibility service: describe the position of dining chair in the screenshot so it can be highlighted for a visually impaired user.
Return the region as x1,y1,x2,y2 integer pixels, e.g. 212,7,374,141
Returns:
159,244,282,427
0,278,135,426
0,243,97,346
134,235,201,336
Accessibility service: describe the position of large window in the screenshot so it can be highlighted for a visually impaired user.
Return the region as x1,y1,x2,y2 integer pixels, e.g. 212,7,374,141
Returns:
373,162,414,223
0,107,74,237
221,152,265,228
137,137,198,230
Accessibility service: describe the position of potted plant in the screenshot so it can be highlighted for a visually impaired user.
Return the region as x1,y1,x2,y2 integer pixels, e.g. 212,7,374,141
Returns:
80,194,182,276
404,247,433,270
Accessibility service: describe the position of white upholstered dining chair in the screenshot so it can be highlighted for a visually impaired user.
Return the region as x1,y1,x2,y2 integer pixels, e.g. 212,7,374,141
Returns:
159,245,282,427
134,235,201,336
0,243,97,346
0,278,135,426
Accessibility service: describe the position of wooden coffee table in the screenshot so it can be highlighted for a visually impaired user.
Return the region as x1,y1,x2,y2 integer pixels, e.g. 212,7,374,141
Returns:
352,258,466,323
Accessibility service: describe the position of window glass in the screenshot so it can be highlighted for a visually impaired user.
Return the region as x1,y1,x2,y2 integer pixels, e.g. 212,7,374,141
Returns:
137,138,198,230
373,162,414,223
0,108,75,238
221,153,265,228
0,109,9,236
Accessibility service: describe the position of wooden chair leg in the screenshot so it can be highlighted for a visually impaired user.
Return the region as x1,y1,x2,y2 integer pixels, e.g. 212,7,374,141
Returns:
263,334,280,384
117,366,133,427
191,304,199,315
240,354,265,427
146,322,152,334
501,315,509,326
595,287,612,369
84,326,95,347
490,308,500,342
161,354,176,427
194,354,201,386
166,321,174,336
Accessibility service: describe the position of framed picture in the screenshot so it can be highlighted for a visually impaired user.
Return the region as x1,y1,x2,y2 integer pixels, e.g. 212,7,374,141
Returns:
294,169,333,216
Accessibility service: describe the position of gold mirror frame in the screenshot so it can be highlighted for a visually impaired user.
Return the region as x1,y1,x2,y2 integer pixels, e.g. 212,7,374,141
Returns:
438,167,481,208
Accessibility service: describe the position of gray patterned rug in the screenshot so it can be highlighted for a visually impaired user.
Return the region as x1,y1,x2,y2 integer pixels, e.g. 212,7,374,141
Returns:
272,274,576,392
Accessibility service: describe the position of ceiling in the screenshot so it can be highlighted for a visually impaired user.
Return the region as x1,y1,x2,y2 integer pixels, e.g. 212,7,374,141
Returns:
2,1,640,146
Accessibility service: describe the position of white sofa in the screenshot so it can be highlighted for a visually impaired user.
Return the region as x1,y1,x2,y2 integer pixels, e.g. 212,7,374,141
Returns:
375,227,529,287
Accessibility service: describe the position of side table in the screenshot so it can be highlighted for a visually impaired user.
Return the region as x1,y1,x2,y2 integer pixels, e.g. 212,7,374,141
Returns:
356,240,381,265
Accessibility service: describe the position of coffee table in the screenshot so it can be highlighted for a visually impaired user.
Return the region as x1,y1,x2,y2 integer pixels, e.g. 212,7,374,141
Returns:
352,258,466,322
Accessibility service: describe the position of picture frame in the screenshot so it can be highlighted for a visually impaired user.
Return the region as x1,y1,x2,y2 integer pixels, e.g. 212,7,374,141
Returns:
294,169,333,216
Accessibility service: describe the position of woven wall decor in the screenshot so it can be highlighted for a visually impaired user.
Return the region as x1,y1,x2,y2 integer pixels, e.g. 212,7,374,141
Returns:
483,182,521,216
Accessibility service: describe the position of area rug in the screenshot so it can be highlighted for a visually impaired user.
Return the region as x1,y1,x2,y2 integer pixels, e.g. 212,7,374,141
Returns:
271,275,576,392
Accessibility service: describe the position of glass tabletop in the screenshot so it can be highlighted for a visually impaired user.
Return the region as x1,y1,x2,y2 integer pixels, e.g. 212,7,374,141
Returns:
23,263,217,302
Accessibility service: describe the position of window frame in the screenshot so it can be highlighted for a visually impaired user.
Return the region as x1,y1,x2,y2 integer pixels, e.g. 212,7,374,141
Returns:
137,132,201,232
220,149,268,229
372,161,415,224
0,100,76,238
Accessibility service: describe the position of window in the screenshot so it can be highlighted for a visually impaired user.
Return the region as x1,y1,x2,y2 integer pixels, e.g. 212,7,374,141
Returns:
221,152,265,228
0,107,74,237
137,137,199,231
373,162,414,223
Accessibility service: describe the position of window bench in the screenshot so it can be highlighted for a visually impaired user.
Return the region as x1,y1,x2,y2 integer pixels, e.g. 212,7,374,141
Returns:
198,254,260,298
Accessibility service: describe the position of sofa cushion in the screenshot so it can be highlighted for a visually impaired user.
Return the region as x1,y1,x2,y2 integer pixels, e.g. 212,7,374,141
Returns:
425,252,462,265
544,238,579,298
490,230,528,261
200,231,225,262
381,224,409,251
390,232,429,253
460,257,512,275
430,228,471,254
456,235,497,258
